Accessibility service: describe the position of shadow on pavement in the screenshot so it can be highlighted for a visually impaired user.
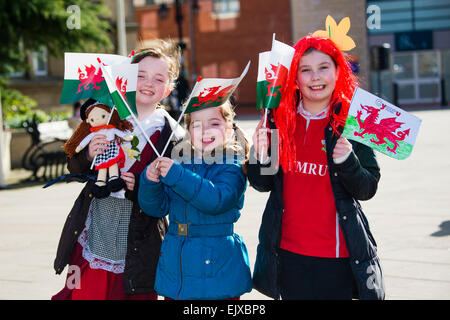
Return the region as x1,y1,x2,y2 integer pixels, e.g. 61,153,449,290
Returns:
430,220,450,237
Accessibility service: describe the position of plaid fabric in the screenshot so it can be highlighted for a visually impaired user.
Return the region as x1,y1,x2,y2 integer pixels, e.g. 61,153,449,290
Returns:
84,197,133,265
94,140,120,169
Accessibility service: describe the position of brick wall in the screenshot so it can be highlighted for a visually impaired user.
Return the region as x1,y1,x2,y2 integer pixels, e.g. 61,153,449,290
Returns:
290,0,370,89
135,0,292,111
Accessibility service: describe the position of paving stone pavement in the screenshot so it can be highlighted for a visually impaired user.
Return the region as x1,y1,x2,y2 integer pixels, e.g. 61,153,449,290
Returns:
0,109,449,300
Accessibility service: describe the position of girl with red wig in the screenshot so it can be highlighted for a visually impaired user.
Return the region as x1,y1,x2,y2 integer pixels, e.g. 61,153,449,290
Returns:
248,36,385,300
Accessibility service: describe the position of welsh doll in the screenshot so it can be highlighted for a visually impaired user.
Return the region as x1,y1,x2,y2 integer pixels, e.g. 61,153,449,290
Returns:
64,101,134,198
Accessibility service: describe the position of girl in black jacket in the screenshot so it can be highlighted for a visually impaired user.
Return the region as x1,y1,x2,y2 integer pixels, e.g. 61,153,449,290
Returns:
52,40,185,300
249,35,385,300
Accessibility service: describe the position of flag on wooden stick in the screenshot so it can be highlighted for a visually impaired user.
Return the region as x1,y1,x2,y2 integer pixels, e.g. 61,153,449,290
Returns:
256,38,295,110
101,63,138,119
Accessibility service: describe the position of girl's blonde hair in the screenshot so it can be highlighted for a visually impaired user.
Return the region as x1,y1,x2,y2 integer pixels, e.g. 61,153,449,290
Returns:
181,101,250,174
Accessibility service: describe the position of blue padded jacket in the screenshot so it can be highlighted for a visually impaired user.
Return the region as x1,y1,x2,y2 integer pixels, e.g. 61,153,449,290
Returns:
138,159,252,299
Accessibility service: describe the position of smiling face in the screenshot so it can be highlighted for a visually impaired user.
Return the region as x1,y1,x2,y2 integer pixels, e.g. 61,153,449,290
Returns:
86,106,110,127
136,56,172,116
188,106,233,153
296,49,338,113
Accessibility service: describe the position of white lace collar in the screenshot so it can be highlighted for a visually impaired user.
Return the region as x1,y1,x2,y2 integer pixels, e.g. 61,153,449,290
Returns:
297,101,329,130
297,100,329,120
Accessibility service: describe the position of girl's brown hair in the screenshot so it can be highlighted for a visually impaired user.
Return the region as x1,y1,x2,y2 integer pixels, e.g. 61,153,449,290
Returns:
131,39,181,83
64,104,133,158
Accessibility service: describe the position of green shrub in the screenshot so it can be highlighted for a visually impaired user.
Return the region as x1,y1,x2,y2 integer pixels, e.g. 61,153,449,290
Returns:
1,88,70,129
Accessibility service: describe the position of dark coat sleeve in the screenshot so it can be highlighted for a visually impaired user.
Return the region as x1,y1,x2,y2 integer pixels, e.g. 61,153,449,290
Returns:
333,141,381,201
67,148,95,174
247,146,276,192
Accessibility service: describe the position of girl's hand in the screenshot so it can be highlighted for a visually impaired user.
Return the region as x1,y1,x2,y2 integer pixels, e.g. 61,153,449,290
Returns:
333,137,352,160
252,117,270,162
121,171,135,191
156,157,174,178
88,134,109,161
145,160,161,183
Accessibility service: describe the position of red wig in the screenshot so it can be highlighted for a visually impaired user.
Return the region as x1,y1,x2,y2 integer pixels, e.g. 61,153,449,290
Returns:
274,36,358,172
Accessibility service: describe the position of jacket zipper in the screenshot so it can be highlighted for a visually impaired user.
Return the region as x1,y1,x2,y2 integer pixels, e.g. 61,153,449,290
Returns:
176,234,185,299
336,212,340,258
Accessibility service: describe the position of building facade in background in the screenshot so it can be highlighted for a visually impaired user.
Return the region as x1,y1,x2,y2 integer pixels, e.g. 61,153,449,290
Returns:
9,0,449,114
135,0,372,112
291,0,370,90
368,0,450,107
9,0,138,112
134,0,292,111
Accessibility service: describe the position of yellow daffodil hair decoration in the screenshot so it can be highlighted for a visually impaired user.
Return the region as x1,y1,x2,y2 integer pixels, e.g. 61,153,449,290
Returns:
312,15,356,51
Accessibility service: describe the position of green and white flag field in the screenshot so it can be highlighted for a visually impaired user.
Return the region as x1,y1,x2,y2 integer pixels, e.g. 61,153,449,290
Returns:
101,64,138,119
342,87,422,160
256,39,295,110
183,61,251,114
60,52,129,105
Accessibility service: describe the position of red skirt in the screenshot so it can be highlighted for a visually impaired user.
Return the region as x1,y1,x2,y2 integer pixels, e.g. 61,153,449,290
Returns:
52,243,157,300
95,146,126,170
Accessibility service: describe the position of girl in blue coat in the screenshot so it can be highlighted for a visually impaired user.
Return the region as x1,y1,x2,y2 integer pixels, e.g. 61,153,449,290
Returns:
138,101,252,300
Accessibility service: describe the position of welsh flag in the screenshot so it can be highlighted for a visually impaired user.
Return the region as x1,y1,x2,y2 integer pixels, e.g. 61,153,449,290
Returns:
184,61,250,114
101,64,138,119
342,87,422,160
60,52,129,105
256,39,295,110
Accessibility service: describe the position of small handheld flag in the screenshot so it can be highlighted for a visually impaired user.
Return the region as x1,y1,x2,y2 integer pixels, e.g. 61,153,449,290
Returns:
157,62,251,161
183,61,251,114
342,87,422,160
60,53,130,104
101,65,161,159
101,63,138,119
256,37,295,111
256,35,295,163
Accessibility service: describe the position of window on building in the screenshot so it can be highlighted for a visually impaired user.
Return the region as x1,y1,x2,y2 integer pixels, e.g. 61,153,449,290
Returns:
9,68,25,78
133,0,173,7
212,0,240,18
32,48,48,77
367,0,450,34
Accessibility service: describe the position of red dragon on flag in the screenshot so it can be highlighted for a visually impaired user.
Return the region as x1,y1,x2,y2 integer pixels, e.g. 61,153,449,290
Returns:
264,62,288,97
354,103,410,154
76,65,104,93
192,85,235,108
76,58,108,93
115,76,128,103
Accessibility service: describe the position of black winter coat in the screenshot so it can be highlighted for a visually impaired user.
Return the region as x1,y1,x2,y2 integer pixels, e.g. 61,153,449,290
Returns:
247,110,385,300
53,118,180,295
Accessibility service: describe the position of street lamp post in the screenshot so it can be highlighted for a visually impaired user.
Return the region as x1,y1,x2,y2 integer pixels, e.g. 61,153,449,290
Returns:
175,0,185,50
116,0,127,56
157,0,199,116
159,0,197,75
0,91,6,187
188,0,198,81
